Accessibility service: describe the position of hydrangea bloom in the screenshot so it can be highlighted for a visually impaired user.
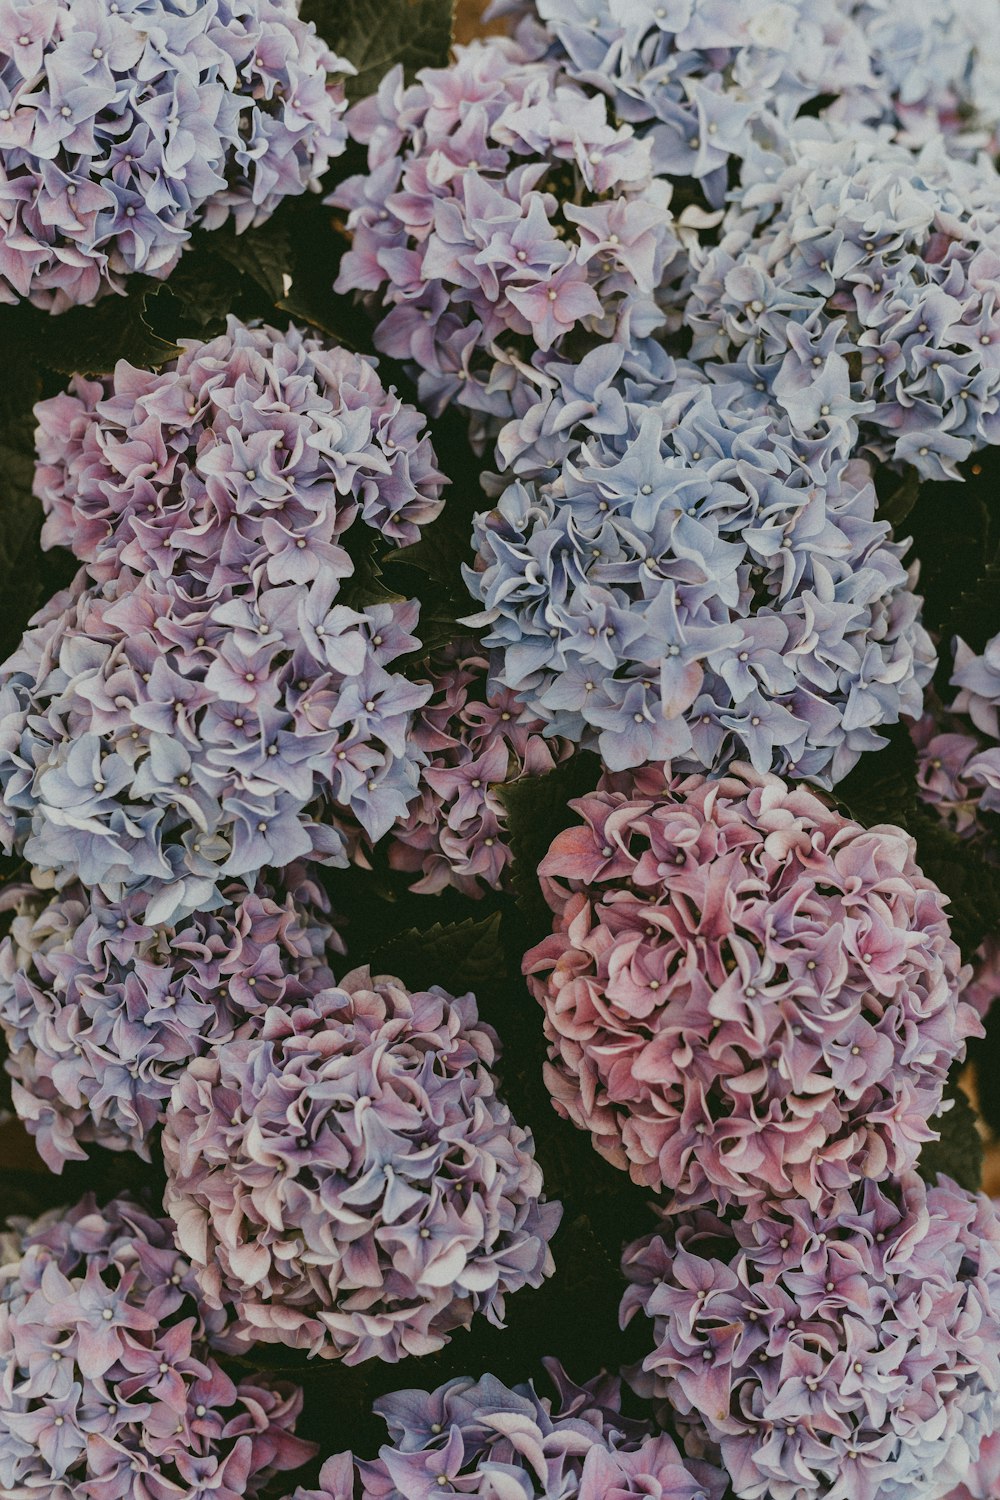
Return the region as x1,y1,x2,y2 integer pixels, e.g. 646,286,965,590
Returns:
952,631,1000,741
282,1362,726,1499
686,130,1000,479
162,967,561,1363
386,640,570,897
332,36,682,443
945,1429,1000,1499
500,0,1000,202
466,373,933,784
0,0,349,311
0,1193,313,1500
0,864,342,1170
620,1173,1000,1500
1,319,444,925
523,763,974,1210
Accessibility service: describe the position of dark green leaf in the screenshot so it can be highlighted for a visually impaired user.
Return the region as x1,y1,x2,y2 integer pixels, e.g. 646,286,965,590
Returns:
368,911,504,995
3,281,180,377
337,527,406,611
918,1077,983,1195
875,465,920,530
208,215,293,303
303,0,454,101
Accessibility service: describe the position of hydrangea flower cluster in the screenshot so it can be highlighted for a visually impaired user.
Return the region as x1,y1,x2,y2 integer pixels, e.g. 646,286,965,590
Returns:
386,640,570,897
332,36,682,441
0,1193,313,1500
0,0,350,312
686,130,1000,480
162,967,561,1363
620,1173,1000,1500
945,1429,1000,1500
523,763,974,1210
283,1362,726,1499
0,864,342,1171
466,373,933,784
0,318,444,925
502,0,1000,201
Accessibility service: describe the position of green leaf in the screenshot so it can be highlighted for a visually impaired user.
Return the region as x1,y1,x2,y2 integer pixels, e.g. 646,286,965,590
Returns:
207,215,294,303
303,0,454,100
918,1078,983,1195
499,753,603,940
367,911,504,996
2,281,180,377
936,539,1000,655
337,527,406,612
875,465,920,530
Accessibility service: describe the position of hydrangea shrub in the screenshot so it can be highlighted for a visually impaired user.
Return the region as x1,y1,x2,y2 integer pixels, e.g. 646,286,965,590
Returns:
466,372,934,784
524,763,974,1210
0,318,444,925
620,1173,1000,1500
162,967,561,1363
0,1193,313,1500
283,1361,726,1499
0,0,350,311
0,865,341,1170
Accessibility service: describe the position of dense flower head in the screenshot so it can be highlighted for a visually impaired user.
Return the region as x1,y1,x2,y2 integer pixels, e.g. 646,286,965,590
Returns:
161,967,561,1363
35,315,446,570
523,763,974,1211
686,129,1000,480
620,1173,1000,1500
1,319,446,925
332,36,683,445
0,1193,313,1500
282,1361,726,1499
0,864,342,1170
466,372,933,785
0,0,350,312
386,639,570,897
944,1429,1000,1499
500,0,1000,203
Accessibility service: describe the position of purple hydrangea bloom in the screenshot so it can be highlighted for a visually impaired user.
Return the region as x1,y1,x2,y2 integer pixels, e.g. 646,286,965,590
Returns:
386,639,571,897
686,129,1000,479
161,968,561,1363
523,762,975,1211
466,373,934,785
945,1428,1000,1499
1,319,445,925
331,36,682,447
952,632,1000,741
281,1361,726,1499
0,0,350,311
0,1193,314,1500
620,1173,1000,1500
498,0,1000,203
0,864,342,1171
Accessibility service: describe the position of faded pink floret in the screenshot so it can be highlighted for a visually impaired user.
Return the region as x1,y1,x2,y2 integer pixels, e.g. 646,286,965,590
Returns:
524,762,974,1212
162,968,561,1364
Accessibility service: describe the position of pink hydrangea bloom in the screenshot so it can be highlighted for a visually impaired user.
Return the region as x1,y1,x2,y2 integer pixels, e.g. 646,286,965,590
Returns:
162,968,561,1363
945,1428,1000,1499
387,640,570,896
523,762,974,1211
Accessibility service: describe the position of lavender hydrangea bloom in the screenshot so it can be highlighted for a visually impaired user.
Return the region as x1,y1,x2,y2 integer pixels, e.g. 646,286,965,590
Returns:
0,0,350,311
1,319,445,924
500,0,1000,202
523,763,975,1211
686,130,1000,479
945,1429,1000,1499
331,37,682,446
161,968,561,1363
952,632,1000,741
34,315,445,567
386,640,571,897
0,1193,314,1500
620,1174,1000,1500
282,1361,726,1499
466,374,934,785
0,864,342,1170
